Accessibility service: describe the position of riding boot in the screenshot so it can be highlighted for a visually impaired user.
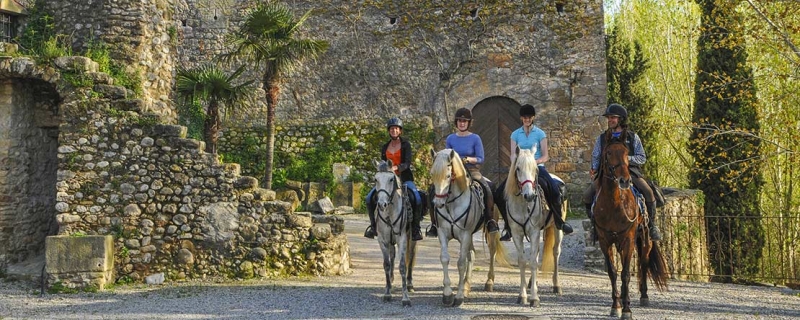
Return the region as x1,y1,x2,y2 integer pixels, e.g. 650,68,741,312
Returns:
551,200,573,235
425,186,439,238
481,180,499,233
497,195,512,241
646,201,662,241
364,195,377,239
411,199,424,241
585,203,597,242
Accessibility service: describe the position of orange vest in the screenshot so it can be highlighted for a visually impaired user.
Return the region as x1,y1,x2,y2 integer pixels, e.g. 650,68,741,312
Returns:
385,149,401,175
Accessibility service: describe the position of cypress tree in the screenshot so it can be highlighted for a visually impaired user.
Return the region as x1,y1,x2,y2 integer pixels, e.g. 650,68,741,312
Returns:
690,0,764,282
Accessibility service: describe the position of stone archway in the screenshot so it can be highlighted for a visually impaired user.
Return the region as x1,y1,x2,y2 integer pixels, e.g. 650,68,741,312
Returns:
0,76,61,278
470,96,521,183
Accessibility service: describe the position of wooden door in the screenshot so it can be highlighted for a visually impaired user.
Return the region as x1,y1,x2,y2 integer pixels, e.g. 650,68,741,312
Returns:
470,97,521,183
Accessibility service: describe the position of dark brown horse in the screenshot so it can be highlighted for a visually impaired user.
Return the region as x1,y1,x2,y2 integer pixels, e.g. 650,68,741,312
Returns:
592,136,668,319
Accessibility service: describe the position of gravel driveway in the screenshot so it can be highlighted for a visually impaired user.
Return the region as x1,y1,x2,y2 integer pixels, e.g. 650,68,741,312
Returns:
1,215,798,320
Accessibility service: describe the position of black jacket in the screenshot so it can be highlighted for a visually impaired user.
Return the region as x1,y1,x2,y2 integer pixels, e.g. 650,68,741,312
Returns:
381,137,415,183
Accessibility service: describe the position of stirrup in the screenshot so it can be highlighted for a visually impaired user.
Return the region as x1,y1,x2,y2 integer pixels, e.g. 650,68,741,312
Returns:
412,227,423,241
559,221,574,235
425,224,438,237
649,225,662,241
499,229,512,241
363,226,377,239
486,219,499,233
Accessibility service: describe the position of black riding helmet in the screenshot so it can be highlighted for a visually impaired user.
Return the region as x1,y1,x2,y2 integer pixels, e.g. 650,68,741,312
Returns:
454,108,473,128
602,103,628,119
519,104,536,117
386,117,403,130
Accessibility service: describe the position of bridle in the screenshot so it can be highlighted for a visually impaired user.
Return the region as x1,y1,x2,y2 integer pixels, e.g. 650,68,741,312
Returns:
375,172,407,239
432,156,474,238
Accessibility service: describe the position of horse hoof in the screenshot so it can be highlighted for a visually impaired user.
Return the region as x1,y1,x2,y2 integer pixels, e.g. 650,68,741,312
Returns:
621,311,633,320
553,286,562,296
529,299,540,308
484,283,494,292
407,286,415,293
640,297,650,307
443,294,454,306
402,300,411,307
383,295,392,302
610,308,622,317
453,298,464,307
516,296,524,305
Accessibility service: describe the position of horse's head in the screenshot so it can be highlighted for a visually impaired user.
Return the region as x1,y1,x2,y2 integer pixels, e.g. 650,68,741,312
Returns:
373,159,400,211
429,149,468,208
603,141,632,189
507,148,539,202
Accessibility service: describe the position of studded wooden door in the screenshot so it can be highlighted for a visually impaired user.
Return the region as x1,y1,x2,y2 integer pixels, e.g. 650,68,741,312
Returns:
470,97,521,183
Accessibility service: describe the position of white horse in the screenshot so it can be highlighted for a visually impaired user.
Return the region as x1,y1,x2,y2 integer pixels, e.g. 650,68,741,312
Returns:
504,148,565,307
372,159,418,306
429,149,505,306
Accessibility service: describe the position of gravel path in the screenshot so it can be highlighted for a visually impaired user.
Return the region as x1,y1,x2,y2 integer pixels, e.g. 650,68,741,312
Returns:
1,215,798,320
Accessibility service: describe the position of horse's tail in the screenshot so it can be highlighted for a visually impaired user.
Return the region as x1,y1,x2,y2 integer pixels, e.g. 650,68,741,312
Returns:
541,225,557,273
484,225,510,268
639,241,669,291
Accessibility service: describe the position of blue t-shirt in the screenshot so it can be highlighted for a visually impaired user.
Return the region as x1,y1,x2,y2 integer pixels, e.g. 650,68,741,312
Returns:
510,126,546,160
445,133,484,165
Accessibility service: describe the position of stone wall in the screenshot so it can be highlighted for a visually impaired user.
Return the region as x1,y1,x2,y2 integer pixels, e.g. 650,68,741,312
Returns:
583,188,710,282
0,56,349,287
0,77,59,271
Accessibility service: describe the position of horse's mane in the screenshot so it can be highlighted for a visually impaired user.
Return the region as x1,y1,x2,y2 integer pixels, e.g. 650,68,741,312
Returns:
431,149,468,191
505,148,538,198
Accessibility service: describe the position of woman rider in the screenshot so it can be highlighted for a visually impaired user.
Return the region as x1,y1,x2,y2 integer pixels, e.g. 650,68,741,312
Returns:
364,117,425,241
427,108,500,236
495,104,573,241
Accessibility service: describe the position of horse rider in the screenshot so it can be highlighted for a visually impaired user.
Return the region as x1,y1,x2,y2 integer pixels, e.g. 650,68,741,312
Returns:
427,107,500,236
495,104,574,241
364,117,425,241
583,103,662,241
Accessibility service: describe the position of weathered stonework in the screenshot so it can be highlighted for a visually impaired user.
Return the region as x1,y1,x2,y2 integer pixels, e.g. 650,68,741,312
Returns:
0,57,349,288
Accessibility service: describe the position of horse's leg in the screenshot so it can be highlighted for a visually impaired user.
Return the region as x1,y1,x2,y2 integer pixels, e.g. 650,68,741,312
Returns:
399,235,411,307
439,234,454,306
484,230,496,292
407,239,417,293
513,228,527,305
602,244,621,318
551,226,564,296
453,236,471,307
379,241,394,302
527,227,541,307
637,236,650,307
620,238,635,320
464,244,474,298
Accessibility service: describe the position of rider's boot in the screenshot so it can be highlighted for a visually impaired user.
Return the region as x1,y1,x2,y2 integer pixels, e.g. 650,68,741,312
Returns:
585,203,597,242
411,199,424,241
482,180,499,233
363,195,377,239
425,184,438,237
646,201,662,241
552,200,574,235
497,192,512,241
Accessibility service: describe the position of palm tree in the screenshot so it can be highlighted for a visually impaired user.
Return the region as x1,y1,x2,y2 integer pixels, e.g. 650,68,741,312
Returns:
176,64,254,154
219,1,329,189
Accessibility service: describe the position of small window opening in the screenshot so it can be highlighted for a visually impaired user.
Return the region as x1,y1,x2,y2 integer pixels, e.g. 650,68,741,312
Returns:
389,17,397,25
556,3,565,14
469,8,478,18
181,19,187,27
0,13,17,43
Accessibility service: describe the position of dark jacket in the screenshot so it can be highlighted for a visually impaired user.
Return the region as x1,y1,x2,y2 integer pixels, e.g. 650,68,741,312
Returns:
381,137,415,183
599,129,645,178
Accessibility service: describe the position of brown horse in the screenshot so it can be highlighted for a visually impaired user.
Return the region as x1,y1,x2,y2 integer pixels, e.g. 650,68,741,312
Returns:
591,136,668,319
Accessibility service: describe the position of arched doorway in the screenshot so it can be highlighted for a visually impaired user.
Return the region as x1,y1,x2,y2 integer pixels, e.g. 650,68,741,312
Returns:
470,96,522,183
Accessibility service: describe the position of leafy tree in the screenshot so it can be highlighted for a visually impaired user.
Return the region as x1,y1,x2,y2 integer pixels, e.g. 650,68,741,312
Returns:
605,22,658,175
690,0,764,282
176,65,254,154
219,1,329,189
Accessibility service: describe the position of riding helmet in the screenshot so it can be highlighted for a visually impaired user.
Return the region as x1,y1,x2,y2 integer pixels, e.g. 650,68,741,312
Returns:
519,104,536,117
386,117,403,130
602,103,628,119
454,108,473,121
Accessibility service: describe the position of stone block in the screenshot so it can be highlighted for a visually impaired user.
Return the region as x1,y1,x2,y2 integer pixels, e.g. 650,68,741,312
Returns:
309,197,335,214
153,124,187,138
304,182,326,206
45,235,114,290
332,163,350,183
332,182,362,209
